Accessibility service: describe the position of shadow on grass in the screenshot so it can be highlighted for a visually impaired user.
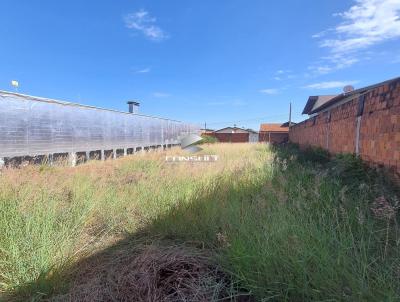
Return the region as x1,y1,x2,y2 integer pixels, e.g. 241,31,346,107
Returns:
5,163,267,302
5,144,400,302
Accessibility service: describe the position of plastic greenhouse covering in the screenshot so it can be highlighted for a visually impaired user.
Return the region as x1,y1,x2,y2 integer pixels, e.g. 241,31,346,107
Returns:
0,91,199,158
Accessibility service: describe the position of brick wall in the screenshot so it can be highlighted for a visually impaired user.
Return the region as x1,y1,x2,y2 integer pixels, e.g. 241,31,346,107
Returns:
289,79,400,175
259,132,289,144
208,133,249,143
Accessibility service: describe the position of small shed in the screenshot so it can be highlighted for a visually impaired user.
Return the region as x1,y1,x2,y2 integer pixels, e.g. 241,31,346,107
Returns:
259,123,289,144
208,127,259,143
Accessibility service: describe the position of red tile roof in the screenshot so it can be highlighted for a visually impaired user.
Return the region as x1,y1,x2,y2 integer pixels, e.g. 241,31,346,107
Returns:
259,123,289,133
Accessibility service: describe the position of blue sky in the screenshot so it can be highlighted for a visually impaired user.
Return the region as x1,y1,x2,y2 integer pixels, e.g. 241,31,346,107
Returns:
0,0,399,130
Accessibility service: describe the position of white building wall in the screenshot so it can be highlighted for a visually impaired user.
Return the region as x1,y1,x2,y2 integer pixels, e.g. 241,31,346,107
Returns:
249,133,259,143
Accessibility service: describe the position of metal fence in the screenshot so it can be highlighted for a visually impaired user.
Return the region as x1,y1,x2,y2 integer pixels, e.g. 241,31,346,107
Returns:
0,91,199,158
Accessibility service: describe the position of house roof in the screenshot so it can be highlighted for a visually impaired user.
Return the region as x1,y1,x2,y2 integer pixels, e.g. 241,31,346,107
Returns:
214,127,258,134
302,95,337,115
259,123,289,133
245,128,258,134
200,128,215,132
280,121,297,127
302,76,400,115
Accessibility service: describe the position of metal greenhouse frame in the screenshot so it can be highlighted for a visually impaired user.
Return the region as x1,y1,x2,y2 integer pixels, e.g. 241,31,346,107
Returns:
0,91,199,165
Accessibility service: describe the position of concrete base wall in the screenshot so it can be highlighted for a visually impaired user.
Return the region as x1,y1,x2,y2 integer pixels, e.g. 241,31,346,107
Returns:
0,144,176,168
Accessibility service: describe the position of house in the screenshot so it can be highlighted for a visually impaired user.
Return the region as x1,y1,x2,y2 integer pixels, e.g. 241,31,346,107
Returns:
301,95,337,116
246,129,260,143
301,78,399,117
290,76,400,176
259,123,289,144
200,128,215,135
207,127,259,143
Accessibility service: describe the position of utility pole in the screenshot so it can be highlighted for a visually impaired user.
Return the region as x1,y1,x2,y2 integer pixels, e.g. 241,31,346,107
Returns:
289,102,292,127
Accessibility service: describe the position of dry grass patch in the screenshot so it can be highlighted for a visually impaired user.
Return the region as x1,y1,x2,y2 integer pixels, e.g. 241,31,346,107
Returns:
51,241,239,302
0,143,269,300
2,143,399,301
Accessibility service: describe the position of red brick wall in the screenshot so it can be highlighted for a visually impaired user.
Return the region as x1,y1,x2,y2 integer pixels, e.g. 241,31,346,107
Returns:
259,132,289,144
289,80,400,175
208,133,249,143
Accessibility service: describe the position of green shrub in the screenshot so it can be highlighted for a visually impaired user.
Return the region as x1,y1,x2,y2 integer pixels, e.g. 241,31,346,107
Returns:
299,146,331,164
329,153,369,185
276,144,330,165
198,135,219,144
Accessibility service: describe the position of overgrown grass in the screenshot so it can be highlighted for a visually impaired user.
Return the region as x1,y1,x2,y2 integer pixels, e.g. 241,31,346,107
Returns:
0,143,399,301
149,144,400,301
199,134,219,144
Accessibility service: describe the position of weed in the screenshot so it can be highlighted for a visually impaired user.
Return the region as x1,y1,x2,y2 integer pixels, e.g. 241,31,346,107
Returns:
1,143,399,301
198,135,219,144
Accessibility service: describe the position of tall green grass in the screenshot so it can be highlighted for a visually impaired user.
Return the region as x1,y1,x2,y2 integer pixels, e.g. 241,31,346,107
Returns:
150,145,400,301
1,143,399,301
0,144,271,300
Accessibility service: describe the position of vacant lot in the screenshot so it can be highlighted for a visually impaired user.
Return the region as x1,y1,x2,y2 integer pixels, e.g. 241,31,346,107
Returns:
1,143,399,301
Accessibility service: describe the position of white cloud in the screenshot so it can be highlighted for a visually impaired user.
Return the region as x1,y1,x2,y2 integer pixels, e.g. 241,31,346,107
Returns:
304,80,359,89
308,55,359,74
124,10,168,41
136,67,151,73
276,69,292,75
311,0,400,73
152,92,170,98
273,70,296,80
276,70,289,74
259,88,278,94
325,55,360,69
322,0,400,53
308,58,352,75
312,29,331,39
308,66,333,75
